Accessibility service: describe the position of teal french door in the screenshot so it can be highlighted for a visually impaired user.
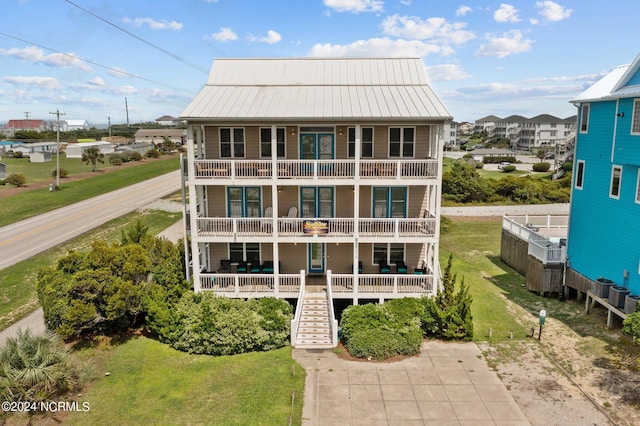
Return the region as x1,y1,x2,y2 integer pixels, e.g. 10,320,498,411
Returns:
373,187,407,218
308,243,325,274
227,187,261,217
300,133,334,159
300,187,334,218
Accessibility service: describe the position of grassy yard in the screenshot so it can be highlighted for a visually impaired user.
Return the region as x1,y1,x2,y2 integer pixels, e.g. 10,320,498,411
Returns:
0,156,179,227
0,154,109,184
0,209,182,330
439,217,532,341
64,338,304,425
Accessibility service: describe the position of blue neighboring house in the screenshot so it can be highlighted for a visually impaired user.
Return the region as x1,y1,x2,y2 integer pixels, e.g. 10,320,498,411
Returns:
566,53,640,296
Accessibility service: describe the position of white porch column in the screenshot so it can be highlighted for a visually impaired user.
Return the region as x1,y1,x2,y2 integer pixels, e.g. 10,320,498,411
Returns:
187,125,202,291
353,124,361,296
271,125,280,291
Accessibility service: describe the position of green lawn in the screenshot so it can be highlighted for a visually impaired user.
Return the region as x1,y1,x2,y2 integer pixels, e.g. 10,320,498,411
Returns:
65,338,305,425
0,154,109,185
0,209,182,331
0,156,179,227
439,217,531,341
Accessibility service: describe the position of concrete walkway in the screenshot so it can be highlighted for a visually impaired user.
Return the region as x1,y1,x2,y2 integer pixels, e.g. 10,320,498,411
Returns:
294,341,530,425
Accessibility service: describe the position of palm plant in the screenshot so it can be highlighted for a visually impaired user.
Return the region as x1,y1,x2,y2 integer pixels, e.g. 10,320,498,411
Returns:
0,329,79,403
81,147,105,172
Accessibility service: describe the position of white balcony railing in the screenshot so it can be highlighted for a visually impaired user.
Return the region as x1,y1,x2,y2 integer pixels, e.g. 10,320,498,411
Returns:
193,159,438,180
528,236,566,265
199,271,435,298
196,217,437,238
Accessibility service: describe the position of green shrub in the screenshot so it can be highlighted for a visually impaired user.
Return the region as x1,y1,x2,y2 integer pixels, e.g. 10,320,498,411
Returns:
532,162,551,172
474,162,484,169
340,303,422,360
130,151,143,161
482,155,516,164
109,153,124,165
502,165,516,173
562,162,573,172
4,173,27,187
168,293,292,355
623,311,640,343
146,149,160,158
51,168,69,178
13,151,24,158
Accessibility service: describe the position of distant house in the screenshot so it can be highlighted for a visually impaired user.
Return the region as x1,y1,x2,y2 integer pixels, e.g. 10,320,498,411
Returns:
65,141,114,158
3,119,48,135
134,128,185,145
64,119,90,131
116,142,154,155
155,115,181,126
565,53,640,298
474,114,576,151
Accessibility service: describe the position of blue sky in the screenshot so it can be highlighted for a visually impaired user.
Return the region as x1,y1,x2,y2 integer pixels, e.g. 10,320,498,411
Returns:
1,0,638,126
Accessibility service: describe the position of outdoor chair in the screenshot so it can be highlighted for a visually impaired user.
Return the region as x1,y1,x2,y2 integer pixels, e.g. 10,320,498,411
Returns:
250,262,262,273
395,260,408,274
217,259,232,273
379,260,390,274
236,260,248,273
262,261,274,274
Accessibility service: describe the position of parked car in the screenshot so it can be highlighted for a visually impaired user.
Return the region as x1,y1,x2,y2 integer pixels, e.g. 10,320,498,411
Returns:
545,152,555,159
498,162,512,170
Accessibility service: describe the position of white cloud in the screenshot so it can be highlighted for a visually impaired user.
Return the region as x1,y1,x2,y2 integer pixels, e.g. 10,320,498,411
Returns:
3,76,61,90
474,30,533,58
323,0,384,13
260,30,282,44
308,37,453,57
399,0,411,5
425,64,471,81
456,5,472,16
0,46,92,71
122,17,183,30
381,15,475,45
212,27,238,41
87,76,105,86
535,1,572,22
494,4,520,23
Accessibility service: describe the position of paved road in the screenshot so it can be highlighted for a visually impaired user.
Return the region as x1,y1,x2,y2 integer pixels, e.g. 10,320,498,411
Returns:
0,170,181,270
441,203,570,216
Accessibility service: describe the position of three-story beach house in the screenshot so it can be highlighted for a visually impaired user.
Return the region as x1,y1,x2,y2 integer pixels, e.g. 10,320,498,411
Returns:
566,53,640,300
179,58,451,345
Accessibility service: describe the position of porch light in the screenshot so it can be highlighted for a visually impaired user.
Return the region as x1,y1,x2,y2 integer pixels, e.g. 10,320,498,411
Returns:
290,128,296,135
338,128,343,136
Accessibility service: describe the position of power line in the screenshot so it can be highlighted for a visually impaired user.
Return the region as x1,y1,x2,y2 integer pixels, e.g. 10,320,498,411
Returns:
0,31,190,92
65,0,208,74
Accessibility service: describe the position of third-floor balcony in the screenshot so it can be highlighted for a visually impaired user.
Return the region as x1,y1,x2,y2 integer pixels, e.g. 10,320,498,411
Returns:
192,159,438,183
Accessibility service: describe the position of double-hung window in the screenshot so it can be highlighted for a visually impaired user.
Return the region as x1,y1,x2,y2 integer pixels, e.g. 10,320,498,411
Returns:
220,128,245,158
300,187,334,218
347,127,373,158
228,187,261,217
229,243,260,263
373,243,404,265
579,104,590,133
389,127,415,157
373,187,407,218
260,127,285,158
610,165,622,199
631,100,640,135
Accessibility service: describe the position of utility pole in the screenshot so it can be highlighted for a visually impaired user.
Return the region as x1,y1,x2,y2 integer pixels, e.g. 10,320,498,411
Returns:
24,111,30,132
108,116,112,138
125,97,130,128
49,109,66,189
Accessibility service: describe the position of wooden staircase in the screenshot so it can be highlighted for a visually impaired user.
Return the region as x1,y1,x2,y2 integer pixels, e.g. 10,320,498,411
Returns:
294,292,334,349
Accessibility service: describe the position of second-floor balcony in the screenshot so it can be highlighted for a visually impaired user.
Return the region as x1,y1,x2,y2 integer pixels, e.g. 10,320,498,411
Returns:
195,216,437,241
192,159,438,182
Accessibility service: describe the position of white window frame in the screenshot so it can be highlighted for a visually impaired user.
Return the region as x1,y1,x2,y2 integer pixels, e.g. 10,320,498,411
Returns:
635,170,640,204
219,127,245,158
259,127,286,158
575,160,585,190
579,104,590,134
388,127,415,158
372,243,405,266
347,127,374,158
631,99,640,135
610,165,622,199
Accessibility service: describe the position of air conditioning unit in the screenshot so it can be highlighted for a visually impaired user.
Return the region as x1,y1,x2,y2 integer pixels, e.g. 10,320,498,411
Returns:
592,277,615,298
624,294,639,314
608,286,630,308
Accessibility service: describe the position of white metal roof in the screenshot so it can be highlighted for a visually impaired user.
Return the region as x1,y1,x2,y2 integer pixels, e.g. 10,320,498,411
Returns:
180,58,451,121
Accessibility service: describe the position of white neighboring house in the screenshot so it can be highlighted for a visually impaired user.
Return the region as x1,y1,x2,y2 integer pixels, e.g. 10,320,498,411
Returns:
64,120,90,131
65,141,114,158
29,152,52,163
134,129,185,145
442,121,458,149
12,141,61,156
